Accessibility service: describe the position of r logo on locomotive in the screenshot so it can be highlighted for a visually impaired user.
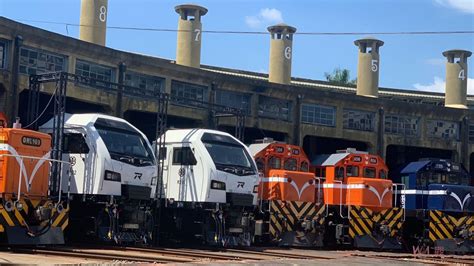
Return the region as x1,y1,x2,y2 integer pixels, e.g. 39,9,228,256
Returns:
134,172,143,180
237,182,245,188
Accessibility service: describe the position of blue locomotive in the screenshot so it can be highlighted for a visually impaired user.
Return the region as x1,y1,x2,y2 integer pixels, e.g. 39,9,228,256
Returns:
398,158,473,253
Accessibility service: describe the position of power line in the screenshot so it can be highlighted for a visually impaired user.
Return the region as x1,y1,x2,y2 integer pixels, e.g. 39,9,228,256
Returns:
14,18,474,36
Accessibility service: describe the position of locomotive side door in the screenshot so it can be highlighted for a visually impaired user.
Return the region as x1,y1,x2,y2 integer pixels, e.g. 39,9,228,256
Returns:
61,130,91,194
165,143,199,202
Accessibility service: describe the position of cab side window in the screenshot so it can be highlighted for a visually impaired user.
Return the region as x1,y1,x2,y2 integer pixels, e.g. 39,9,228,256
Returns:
335,167,344,181
172,147,197,165
300,161,309,172
379,169,387,179
63,133,89,154
255,158,265,173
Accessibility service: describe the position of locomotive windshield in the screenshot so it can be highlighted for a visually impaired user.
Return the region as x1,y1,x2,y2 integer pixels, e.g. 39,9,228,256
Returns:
94,118,155,166
201,133,256,176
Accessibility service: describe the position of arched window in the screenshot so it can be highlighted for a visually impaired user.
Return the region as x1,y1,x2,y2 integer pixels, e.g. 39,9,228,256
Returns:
300,161,309,172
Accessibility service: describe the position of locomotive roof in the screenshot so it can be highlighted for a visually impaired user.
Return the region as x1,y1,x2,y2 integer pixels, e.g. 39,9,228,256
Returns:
400,159,468,174
248,143,271,157
314,153,351,166
159,128,238,144
40,113,130,127
400,160,431,174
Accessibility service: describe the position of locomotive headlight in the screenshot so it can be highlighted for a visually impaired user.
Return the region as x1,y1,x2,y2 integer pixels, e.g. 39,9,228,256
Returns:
211,180,226,190
104,170,121,182
253,185,259,193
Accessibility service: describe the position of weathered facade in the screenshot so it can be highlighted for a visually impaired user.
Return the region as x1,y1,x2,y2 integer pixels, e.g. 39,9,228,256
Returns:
0,16,473,176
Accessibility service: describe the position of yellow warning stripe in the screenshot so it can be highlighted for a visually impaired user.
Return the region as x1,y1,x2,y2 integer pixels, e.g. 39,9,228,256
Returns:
429,211,452,239
351,219,365,235
388,209,403,230
0,209,14,226
13,209,25,226
61,218,68,231
0,224,4,232
52,211,67,227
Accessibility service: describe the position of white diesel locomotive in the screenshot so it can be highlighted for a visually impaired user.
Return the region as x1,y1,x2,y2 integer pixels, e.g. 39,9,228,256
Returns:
155,129,258,246
41,113,156,243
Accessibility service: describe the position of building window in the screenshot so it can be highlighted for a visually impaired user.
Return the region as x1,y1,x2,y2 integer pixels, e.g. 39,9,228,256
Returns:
343,109,375,131
469,124,474,142
19,47,67,75
75,59,115,89
427,120,459,140
124,71,164,97
384,115,419,136
171,80,208,108
0,41,6,69
215,90,251,115
301,103,336,126
258,96,292,121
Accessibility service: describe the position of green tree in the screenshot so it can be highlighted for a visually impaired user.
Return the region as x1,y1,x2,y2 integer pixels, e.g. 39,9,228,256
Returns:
324,68,356,85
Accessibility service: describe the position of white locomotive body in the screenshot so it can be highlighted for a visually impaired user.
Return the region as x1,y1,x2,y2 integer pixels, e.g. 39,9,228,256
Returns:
156,129,258,246
41,113,156,243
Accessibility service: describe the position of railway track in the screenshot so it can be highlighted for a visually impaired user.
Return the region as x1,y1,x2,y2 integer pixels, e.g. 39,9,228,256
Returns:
350,252,474,265
6,245,473,264
10,247,191,263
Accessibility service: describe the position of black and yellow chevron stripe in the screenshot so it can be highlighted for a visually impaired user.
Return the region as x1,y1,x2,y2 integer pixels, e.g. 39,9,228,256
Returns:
429,210,474,242
269,200,325,238
0,199,68,233
349,206,404,238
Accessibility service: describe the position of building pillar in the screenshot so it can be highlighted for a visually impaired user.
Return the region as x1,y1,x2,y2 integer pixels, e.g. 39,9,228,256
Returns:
377,107,385,158
9,35,22,124
292,94,302,145
115,62,126,118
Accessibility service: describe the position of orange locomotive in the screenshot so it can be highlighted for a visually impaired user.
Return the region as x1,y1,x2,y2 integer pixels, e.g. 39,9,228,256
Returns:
313,148,403,249
0,114,68,244
250,139,325,246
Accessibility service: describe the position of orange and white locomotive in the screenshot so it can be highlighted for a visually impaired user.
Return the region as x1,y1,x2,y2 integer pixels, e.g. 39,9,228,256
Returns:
251,138,325,246
313,148,403,249
0,114,68,245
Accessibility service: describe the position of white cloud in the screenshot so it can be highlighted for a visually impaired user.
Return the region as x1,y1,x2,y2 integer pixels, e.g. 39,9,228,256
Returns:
435,0,474,14
413,76,474,95
245,8,283,29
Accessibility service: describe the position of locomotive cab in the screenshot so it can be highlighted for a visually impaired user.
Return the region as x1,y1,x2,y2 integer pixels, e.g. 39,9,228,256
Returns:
250,139,318,203
40,113,156,244
316,148,392,210
249,139,324,247
156,129,258,246
312,148,402,250
399,159,473,253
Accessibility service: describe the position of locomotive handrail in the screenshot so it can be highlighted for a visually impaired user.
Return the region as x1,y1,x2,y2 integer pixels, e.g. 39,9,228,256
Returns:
0,154,71,205
258,172,265,213
314,176,322,205
334,180,349,219
392,183,406,222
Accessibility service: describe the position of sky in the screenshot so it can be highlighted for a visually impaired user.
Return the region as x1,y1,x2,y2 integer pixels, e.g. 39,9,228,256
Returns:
1,0,473,94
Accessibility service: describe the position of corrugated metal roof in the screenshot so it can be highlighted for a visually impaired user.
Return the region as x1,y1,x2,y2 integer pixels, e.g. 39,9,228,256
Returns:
202,67,474,103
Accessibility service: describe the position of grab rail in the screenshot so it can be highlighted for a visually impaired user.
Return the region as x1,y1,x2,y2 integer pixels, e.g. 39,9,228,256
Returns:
0,154,71,205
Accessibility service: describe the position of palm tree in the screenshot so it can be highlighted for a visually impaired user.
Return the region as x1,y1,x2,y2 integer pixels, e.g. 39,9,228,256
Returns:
324,68,356,85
